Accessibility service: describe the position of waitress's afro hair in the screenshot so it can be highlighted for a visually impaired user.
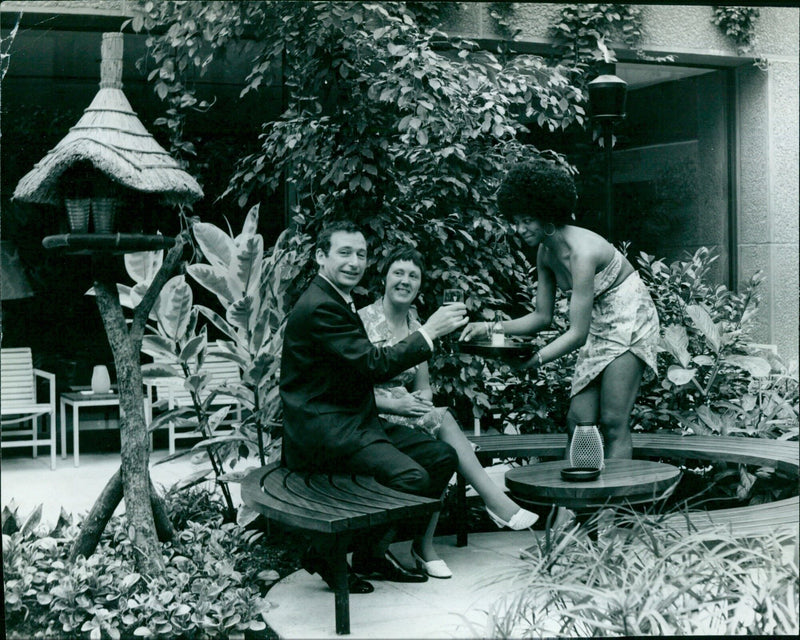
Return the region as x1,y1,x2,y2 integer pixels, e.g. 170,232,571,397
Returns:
496,159,577,227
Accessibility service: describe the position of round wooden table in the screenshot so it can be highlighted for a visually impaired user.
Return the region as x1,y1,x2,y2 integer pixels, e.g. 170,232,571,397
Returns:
506,459,682,552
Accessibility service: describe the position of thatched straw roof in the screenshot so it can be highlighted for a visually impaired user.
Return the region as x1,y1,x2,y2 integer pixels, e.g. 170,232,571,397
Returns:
13,33,203,206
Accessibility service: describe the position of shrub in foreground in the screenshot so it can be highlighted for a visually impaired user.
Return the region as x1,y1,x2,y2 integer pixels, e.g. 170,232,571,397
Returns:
2,499,277,640
483,511,799,637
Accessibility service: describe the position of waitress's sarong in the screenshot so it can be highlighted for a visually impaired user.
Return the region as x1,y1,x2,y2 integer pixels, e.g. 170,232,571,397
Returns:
571,271,660,396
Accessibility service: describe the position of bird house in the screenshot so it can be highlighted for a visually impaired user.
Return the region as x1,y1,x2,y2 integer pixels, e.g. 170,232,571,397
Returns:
13,33,203,253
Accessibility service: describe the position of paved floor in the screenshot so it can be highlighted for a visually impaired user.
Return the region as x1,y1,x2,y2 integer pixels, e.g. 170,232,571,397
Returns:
1,448,217,525
266,530,538,639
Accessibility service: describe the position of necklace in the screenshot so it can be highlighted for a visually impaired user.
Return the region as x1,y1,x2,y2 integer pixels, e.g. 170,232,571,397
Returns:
382,297,409,340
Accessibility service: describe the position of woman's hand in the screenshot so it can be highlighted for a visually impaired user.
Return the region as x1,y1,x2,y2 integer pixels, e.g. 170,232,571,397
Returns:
459,321,489,342
393,390,434,417
512,351,542,370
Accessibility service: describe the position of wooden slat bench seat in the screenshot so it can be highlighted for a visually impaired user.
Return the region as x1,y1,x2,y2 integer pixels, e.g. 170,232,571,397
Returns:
656,495,799,538
455,431,799,545
241,461,441,635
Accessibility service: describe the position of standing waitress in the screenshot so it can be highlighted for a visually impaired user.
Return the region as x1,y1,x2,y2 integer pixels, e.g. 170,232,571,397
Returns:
461,158,660,459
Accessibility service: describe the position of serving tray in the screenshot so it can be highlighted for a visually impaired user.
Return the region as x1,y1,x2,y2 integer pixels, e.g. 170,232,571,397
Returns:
459,340,536,358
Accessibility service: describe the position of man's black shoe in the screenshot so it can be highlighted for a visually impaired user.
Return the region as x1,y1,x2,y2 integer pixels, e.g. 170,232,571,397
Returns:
302,547,374,594
351,550,428,583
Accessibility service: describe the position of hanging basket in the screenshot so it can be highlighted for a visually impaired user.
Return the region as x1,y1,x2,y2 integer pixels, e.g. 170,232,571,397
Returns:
65,198,91,232
91,197,117,233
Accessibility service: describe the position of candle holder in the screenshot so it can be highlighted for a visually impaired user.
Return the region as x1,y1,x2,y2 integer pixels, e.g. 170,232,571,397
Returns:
91,364,112,394
569,422,605,470
92,197,117,233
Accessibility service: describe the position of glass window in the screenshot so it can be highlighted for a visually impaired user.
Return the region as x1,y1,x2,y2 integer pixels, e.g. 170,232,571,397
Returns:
612,63,732,285
520,62,734,287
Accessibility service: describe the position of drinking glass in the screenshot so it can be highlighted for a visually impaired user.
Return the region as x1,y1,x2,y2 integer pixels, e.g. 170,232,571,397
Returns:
443,288,464,305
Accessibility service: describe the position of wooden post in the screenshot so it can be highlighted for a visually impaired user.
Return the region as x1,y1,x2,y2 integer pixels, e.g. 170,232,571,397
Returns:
68,235,187,574
100,32,124,90
603,119,614,242
94,274,165,575
331,536,350,635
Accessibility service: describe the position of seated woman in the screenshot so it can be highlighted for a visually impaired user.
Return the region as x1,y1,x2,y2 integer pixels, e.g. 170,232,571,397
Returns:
359,246,538,579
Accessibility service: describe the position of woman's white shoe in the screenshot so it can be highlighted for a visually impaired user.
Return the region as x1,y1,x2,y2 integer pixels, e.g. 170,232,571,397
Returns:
410,546,452,579
486,507,539,530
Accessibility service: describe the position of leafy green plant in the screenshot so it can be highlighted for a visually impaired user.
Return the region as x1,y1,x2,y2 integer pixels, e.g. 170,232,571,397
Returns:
547,3,673,148
119,207,304,519
712,5,760,54
483,512,799,637
3,501,276,640
129,0,588,429
631,247,797,507
117,239,238,519
163,485,229,530
488,2,520,41
183,206,306,463
633,247,790,437
716,369,799,440
549,4,647,76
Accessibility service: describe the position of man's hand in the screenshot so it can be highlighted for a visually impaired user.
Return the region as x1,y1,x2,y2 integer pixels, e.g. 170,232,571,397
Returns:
421,303,468,340
393,391,434,417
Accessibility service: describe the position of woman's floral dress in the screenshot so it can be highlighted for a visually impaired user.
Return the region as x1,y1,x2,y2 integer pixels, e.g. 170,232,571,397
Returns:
570,249,660,396
358,299,448,437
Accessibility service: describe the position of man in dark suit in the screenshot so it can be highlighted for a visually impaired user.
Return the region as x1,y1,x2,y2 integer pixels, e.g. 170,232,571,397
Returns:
280,220,467,591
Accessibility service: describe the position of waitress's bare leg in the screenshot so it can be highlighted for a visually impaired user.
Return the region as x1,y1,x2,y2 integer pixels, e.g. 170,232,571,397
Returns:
598,351,645,459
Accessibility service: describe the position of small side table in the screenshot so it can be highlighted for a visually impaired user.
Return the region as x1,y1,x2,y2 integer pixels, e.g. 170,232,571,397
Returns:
60,390,120,467
506,459,682,552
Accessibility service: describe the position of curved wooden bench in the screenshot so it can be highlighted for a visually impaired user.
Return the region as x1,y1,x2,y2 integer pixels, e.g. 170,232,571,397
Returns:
456,432,799,545
241,461,440,635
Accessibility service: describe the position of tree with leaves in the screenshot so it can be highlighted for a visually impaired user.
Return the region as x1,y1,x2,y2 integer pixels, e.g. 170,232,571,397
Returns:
130,1,587,424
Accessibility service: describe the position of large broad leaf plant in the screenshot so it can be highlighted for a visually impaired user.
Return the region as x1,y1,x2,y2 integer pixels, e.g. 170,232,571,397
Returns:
635,247,796,440
118,207,305,519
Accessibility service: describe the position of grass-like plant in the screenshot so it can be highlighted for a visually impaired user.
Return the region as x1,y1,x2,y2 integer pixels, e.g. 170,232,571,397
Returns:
480,511,798,637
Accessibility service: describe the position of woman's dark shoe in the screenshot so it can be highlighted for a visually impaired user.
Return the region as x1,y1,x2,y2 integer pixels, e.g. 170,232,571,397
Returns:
302,547,374,594
351,550,428,583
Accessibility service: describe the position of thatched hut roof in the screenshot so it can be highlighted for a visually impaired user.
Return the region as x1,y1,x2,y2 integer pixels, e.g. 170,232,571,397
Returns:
13,33,203,206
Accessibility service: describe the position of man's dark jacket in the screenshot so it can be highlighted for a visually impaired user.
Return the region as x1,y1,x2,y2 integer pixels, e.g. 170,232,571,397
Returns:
280,275,432,471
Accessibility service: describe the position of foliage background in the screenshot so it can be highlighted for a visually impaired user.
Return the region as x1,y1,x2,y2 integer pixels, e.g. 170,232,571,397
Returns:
120,1,796,443
128,0,593,429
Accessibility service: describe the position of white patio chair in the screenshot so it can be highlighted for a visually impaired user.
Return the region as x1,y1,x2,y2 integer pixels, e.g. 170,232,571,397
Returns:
1,347,57,469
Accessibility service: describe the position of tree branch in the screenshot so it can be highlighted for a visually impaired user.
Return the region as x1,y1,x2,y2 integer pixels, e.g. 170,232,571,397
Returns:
130,232,189,343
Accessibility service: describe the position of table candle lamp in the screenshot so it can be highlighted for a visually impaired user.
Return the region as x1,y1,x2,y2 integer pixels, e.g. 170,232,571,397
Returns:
569,422,604,470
